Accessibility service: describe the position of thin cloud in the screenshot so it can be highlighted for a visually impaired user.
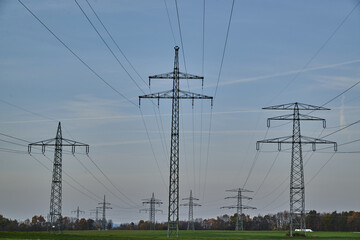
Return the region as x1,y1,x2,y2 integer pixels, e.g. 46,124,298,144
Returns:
208,59,360,88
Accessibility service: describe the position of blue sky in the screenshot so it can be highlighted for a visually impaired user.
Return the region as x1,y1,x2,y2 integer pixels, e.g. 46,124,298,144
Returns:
0,0,359,224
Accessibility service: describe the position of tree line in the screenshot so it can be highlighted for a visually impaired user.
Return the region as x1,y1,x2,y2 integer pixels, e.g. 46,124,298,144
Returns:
0,215,112,231
1,210,359,232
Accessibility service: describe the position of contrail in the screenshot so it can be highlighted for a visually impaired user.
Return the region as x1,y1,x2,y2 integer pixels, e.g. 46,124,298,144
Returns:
209,59,360,87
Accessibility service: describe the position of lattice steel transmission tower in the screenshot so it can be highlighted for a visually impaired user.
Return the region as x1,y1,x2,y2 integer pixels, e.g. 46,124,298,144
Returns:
28,122,89,231
140,192,163,230
98,195,112,230
72,206,85,220
139,46,213,237
256,102,337,237
180,190,201,230
221,188,256,231
90,207,100,222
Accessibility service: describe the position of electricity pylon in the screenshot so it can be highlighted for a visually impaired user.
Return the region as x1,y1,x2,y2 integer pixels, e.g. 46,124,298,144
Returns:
98,195,112,230
28,122,89,231
90,207,100,222
72,206,85,220
180,190,201,230
140,192,163,230
221,188,256,231
256,102,337,237
139,46,213,237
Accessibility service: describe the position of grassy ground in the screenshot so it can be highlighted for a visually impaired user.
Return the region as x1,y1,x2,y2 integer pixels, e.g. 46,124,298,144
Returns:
0,230,360,240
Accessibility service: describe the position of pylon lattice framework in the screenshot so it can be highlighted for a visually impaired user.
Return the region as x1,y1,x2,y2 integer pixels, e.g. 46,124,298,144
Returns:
28,122,89,231
256,102,337,237
71,206,85,220
140,192,163,230
221,188,256,231
139,46,213,237
98,195,111,230
90,207,101,222
180,190,201,231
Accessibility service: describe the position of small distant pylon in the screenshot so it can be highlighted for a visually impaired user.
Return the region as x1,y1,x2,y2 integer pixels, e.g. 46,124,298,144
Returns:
98,195,112,230
221,188,256,231
140,193,163,230
28,122,89,231
180,190,201,230
90,207,101,222
71,206,85,220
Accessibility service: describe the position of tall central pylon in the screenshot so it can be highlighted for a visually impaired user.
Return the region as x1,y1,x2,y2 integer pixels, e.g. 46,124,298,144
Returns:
28,122,89,231
139,46,213,237
256,102,337,237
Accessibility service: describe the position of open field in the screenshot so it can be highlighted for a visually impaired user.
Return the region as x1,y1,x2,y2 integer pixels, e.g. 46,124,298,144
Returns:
1,231,360,240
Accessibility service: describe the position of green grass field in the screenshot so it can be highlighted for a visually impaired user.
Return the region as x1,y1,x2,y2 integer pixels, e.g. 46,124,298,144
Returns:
1,230,360,240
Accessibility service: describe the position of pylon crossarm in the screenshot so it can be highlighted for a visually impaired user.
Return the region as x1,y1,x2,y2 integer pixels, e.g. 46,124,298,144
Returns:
220,205,237,209
178,90,213,100
263,102,330,111
225,196,238,199
61,138,89,146
149,72,203,80
142,200,163,204
139,90,213,106
267,114,326,128
243,206,257,210
256,135,337,151
241,195,252,200
300,136,337,151
28,138,57,146
182,197,200,201
140,90,174,99
28,138,89,154
226,188,253,193
256,136,292,151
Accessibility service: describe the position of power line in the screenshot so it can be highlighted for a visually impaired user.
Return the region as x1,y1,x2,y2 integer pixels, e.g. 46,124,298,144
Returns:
72,154,133,207
201,107,213,204
198,0,206,201
202,0,235,204
273,0,360,101
175,0,187,75
17,0,169,209
250,151,280,201
74,0,171,196
321,119,360,138
42,155,102,202
86,154,140,207
213,0,235,99
139,108,168,192
0,147,29,155
0,132,30,143
29,154,100,204
17,0,137,107
242,128,269,188
306,152,337,186
74,0,147,94
85,0,148,88
163,0,177,45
